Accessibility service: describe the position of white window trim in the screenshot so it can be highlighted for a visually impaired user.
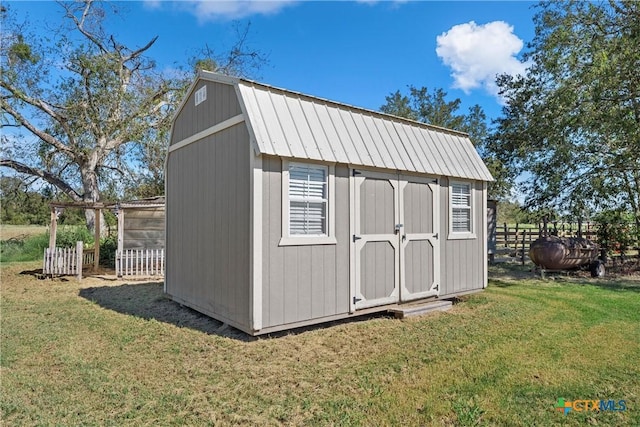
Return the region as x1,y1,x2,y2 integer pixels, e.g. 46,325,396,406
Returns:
279,159,336,246
448,180,476,240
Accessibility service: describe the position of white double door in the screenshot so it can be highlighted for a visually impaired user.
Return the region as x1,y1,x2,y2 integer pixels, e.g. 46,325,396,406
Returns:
351,170,440,310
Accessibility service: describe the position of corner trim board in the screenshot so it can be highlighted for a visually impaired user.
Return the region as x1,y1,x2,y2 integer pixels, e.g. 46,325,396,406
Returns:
169,114,245,153
252,154,263,330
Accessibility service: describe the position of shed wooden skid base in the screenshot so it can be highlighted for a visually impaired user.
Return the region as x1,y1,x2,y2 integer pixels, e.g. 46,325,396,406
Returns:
388,300,453,319
170,292,470,336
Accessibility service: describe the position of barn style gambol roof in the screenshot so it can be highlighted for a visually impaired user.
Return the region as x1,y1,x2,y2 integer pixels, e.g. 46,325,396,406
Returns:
200,71,493,182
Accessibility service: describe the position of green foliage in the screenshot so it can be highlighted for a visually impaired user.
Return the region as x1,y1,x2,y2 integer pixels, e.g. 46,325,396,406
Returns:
496,200,558,225
380,86,487,145
593,210,638,253
490,1,640,227
1,227,118,266
54,227,94,248
0,234,49,263
0,177,52,225
99,235,117,268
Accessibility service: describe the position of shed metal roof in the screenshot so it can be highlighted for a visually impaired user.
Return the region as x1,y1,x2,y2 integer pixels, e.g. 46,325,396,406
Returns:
200,71,493,182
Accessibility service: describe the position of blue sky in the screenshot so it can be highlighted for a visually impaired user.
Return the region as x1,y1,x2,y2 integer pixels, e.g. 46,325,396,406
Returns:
9,0,538,122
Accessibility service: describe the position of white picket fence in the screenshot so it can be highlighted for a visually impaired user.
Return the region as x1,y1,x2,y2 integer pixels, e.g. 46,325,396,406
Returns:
116,249,165,277
43,241,84,280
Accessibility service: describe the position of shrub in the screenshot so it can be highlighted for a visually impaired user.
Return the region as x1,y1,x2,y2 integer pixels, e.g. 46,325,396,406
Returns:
593,210,638,254
1,233,49,263
99,235,117,268
54,226,94,248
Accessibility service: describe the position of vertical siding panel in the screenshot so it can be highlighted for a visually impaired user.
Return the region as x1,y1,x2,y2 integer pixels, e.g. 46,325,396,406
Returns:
199,139,208,298
283,246,298,324
311,246,325,318
297,245,313,321
266,157,285,327
212,130,223,314
235,126,246,321
334,165,350,314
440,179,450,295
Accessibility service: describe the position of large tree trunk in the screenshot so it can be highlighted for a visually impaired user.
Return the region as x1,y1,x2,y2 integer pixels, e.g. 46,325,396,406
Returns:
83,208,107,237
81,167,107,236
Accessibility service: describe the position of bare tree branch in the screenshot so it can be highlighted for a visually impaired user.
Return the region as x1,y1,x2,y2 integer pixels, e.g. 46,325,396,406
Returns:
0,91,76,157
62,0,109,55
0,159,81,201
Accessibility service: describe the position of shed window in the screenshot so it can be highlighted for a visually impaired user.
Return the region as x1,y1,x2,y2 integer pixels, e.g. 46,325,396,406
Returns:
449,181,475,239
289,164,327,235
280,160,336,246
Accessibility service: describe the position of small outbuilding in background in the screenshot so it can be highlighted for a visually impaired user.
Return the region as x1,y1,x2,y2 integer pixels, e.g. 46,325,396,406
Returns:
165,71,493,335
113,196,165,277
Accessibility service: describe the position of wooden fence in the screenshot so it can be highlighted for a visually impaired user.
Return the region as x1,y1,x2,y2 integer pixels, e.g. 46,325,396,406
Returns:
43,241,84,280
491,222,600,263
116,249,165,277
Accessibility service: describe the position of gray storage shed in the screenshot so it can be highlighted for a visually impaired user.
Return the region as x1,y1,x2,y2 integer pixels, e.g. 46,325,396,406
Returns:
165,71,493,335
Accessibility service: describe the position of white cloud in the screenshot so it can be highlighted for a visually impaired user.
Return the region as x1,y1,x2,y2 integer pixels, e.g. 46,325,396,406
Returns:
160,0,299,21
436,21,529,100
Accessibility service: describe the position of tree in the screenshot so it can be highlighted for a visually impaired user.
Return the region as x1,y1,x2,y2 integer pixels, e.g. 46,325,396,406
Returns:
380,86,510,198
0,1,266,231
0,176,52,225
490,1,640,233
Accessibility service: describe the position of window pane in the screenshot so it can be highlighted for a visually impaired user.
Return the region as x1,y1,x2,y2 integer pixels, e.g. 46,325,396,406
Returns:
289,164,326,200
452,207,471,232
290,201,326,235
452,183,471,207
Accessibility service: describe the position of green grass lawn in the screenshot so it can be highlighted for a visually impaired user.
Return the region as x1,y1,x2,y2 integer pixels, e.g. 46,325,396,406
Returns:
0,224,48,241
1,262,639,426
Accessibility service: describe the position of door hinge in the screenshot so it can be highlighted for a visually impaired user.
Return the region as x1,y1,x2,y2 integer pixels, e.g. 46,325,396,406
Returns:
433,178,438,184
434,284,439,291
352,169,361,176
353,296,362,304
353,235,362,242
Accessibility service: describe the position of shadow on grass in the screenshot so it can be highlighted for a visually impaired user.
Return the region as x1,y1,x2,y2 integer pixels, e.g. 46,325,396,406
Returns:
488,270,640,293
79,282,395,341
585,278,640,293
79,282,256,341
489,279,522,288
